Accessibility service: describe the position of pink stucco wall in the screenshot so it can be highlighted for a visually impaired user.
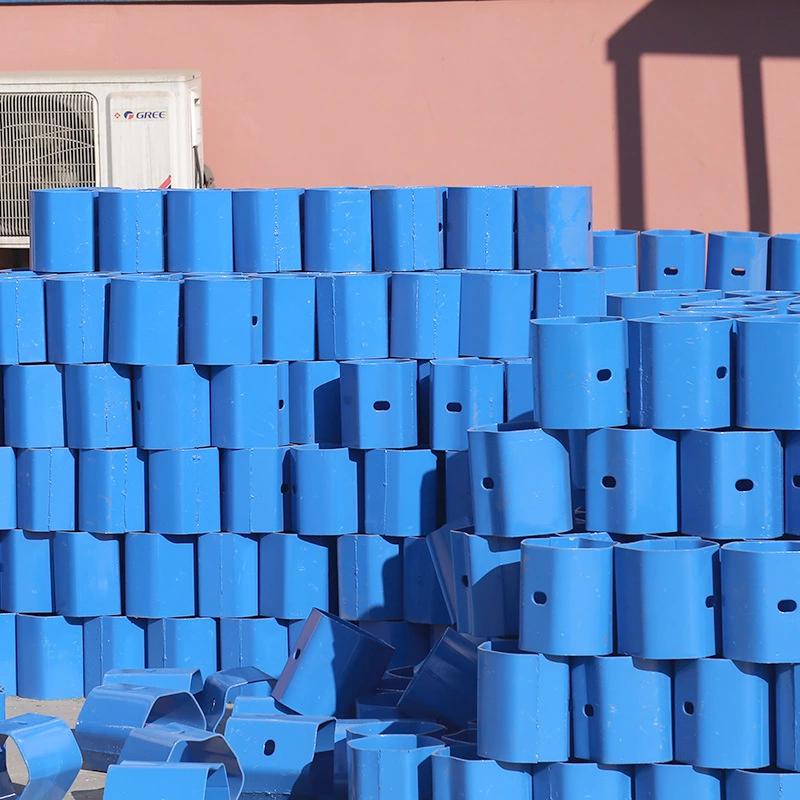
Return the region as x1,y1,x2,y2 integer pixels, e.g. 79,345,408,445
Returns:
1,0,798,232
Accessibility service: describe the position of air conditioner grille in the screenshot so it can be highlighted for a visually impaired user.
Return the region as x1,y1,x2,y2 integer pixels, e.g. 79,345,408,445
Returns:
0,91,98,238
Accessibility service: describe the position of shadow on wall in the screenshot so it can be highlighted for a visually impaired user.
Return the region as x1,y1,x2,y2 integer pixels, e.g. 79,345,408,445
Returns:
608,0,800,232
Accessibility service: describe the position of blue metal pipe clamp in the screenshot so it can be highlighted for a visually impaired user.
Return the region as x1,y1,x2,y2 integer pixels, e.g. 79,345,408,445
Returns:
533,762,633,800
572,655,673,764
359,622,431,670
468,424,572,537
519,535,614,655
736,316,800,428
288,360,341,445
339,358,417,449
504,358,537,425
220,447,288,533
0,273,45,364
432,751,533,800
372,187,442,272
147,618,218,681
53,531,122,616
0,529,53,612
638,229,706,290
628,315,733,429
727,770,800,800
102,668,203,693
220,617,288,679
635,764,722,800
317,272,390,360
337,535,403,621
477,641,569,763
531,316,627,429
364,448,439,536
606,288,720,318
16,447,76,531
430,358,504,451
198,532,259,618
398,629,478,728
517,185,592,270
4,364,65,447
303,188,372,272
133,364,210,449
722,541,800,662
0,449,16,530
459,270,533,358
29,188,95,273
707,231,769,290
615,538,719,659
673,657,772,768
45,274,109,364
108,274,182,365
148,447,220,534
0,614,16,695
83,616,146,694
98,189,165,272
273,609,394,717
585,427,679,533
390,271,461,359
776,664,800,770
593,229,639,267
402,537,452,625
166,189,234,273
125,533,196,618
259,534,330,619
680,430,783,540
197,667,272,730
16,615,84,699
601,264,638,295
290,445,360,535
78,447,146,533
446,186,515,270
64,363,133,448
535,269,606,318
348,734,445,800
769,233,800,290
105,762,231,800
262,273,317,361
785,431,800,533
444,450,472,523
232,188,302,273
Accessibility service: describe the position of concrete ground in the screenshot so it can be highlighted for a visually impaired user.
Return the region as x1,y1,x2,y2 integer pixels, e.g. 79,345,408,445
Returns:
5,696,104,799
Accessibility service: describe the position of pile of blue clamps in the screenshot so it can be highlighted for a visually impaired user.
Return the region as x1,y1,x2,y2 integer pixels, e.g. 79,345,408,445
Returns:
1,184,800,799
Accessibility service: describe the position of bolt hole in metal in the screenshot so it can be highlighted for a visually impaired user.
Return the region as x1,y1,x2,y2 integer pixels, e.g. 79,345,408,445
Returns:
251,316,258,326
683,701,695,715
583,704,594,717
596,368,612,382
731,266,747,277
135,400,142,411
446,401,462,413
373,400,390,411
263,739,276,756
735,478,754,492
293,648,301,660
482,477,494,490
601,475,616,489
716,366,727,379
705,595,715,608
587,221,592,231
779,599,797,613
278,399,285,410
533,591,547,605
663,266,679,276
793,475,800,488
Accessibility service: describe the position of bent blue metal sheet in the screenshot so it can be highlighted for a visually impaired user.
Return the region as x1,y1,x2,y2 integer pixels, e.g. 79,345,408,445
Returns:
105,761,231,800
197,668,272,732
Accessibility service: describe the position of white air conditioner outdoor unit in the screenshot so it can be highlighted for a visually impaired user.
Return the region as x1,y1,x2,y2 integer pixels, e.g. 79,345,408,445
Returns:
0,70,205,248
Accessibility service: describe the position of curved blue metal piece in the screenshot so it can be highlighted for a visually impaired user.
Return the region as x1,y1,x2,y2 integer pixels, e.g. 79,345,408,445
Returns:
0,615,16,696
148,447,220,534
706,231,769,291
444,450,472,524
571,655,673,764
273,609,394,717
103,668,204,693
64,363,132,448
531,315,627,429
635,764,722,800
585,427,679,534
0,529,53,613
76,682,206,770
78,447,146,533
517,185,592,270
337,535,403,622
390,271,461,359
600,264,638,295
430,358,504,451
220,447,288,533
232,188,302,273
535,269,606,319
628,315,733,429
83,617,146,695
98,189,165,273
533,762,633,800
769,234,800,290
146,618,218,682
468,424,572,537
197,533,259,619
359,622,430,670
673,657,772,769
680,430,783,540
727,770,800,800
45,274,109,364
105,762,231,800
433,750,532,800
3,364,65,447
316,272,390,360
261,273,317,361
638,229,706,290
606,288,721,319
477,641,569,764
519,535,614,656
504,358,536,425
459,271,533,358
593,229,638,267
0,449,15,530
15,615,84,700
30,188,95,273
0,713,82,798
339,359,418,449
219,617,288,680
166,189,234,273
16,447,75,532
615,537,719,660
722,540,800,663
196,668,271,732
446,186,515,270
372,187,442,272
776,664,800,770
288,360,341,445
401,537,452,626
0,273,45,365
303,188,372,272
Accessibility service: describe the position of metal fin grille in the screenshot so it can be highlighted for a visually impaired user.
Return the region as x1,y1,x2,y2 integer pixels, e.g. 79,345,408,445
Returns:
0,91,98,237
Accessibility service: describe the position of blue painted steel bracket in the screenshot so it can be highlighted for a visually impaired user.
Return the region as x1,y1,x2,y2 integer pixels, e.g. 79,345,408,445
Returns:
638,229,706,291
635,764,722,800
105,761,231,800
103,668,204,693
432,750,533,800
197,668,272,732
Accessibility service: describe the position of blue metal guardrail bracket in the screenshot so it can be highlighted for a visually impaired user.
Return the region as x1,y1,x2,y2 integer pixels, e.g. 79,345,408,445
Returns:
105,761,231,800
